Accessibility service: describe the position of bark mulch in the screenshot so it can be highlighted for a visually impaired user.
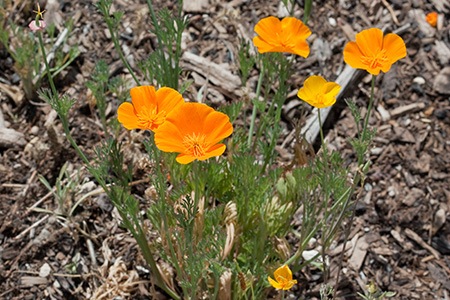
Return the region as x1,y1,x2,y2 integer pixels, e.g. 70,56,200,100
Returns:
0,0,449,299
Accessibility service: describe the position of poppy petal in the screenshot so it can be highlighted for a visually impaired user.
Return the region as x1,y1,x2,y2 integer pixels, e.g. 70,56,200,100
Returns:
268,276,283,290
282,17,311,57
202,144,226,160
323,82,341,96
253,36,278,54
343,41,369,71
154,122,186,153
274,265,292,280
297,75,326,102
117,102,140,130
254,16,282,46
203,112,233,144
130,86,157,112
291,40,310,57
282,17,311,40
382,33,407,70
176,153,197,164
155,87,184,113
355,28,383,57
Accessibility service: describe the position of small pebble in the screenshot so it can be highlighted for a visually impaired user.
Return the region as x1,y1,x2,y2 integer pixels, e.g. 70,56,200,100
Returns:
388,189,396,197
370,147,383,155
328,17,337,27
413,76,425,85
302,249,320,261
30,126,39,135
434,109,448,120
39,263,51,277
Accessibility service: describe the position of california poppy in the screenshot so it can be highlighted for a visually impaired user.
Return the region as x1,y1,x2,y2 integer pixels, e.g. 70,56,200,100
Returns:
343,28,406,75
297,75,341,109
117,86,184,131
154,103,233,164
426,12,438,27
268,265,297,290
253,16,311,58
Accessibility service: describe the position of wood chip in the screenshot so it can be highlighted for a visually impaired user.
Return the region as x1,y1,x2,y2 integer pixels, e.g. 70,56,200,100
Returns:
433,67,450,95
390,102,426,117
390,229,413,250
0,82,24,106
434,41,450,65
427,263,450,290
432,208,446,236
402,188,425,206
393,127,416,143
349,236,368,271
404,228,441,260
182,52,241,93
183,0,210,13
329,240,352,257
371,247,394,256
0,127,26,148
21,276,48,286
412,153,431,174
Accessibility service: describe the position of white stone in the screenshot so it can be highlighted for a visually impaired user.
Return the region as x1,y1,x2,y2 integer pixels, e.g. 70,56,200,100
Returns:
39,263,51,278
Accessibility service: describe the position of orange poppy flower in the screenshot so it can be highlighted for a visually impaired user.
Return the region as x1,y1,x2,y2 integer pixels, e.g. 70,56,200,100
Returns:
343,28,407,75
297,75,341,109
253,16,311,58
268,265,297,290
154,103,233,164
117,86,184,131
426,12,438,27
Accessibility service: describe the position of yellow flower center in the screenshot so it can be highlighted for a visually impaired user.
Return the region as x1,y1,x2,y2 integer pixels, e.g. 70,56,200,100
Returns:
315,94,325,105
183,133,207,158
136,106,166,130
361,49,388,69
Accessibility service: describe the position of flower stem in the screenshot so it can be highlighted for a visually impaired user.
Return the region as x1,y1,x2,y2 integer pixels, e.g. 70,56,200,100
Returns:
361,75,376,141
303,0,312,24
248,63,264,148
37,33,58,98
37,32,91,167
317,109,325,150
100,2,140,86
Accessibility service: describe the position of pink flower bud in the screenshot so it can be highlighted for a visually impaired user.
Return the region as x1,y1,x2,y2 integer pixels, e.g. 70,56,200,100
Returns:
29,20,46,32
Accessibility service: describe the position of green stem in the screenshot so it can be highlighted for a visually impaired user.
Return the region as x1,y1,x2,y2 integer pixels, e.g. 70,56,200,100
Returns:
248,63,264,148
285,223,318,266
303,0,312,24
38,32,91,167
146,0,163,48
101,4,140,86
134,218,180,300
37,33,58,98
317,109,325,150
361,75,376,142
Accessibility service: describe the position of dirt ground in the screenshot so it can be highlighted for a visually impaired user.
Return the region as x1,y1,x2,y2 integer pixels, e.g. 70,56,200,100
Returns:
1,0,449,299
